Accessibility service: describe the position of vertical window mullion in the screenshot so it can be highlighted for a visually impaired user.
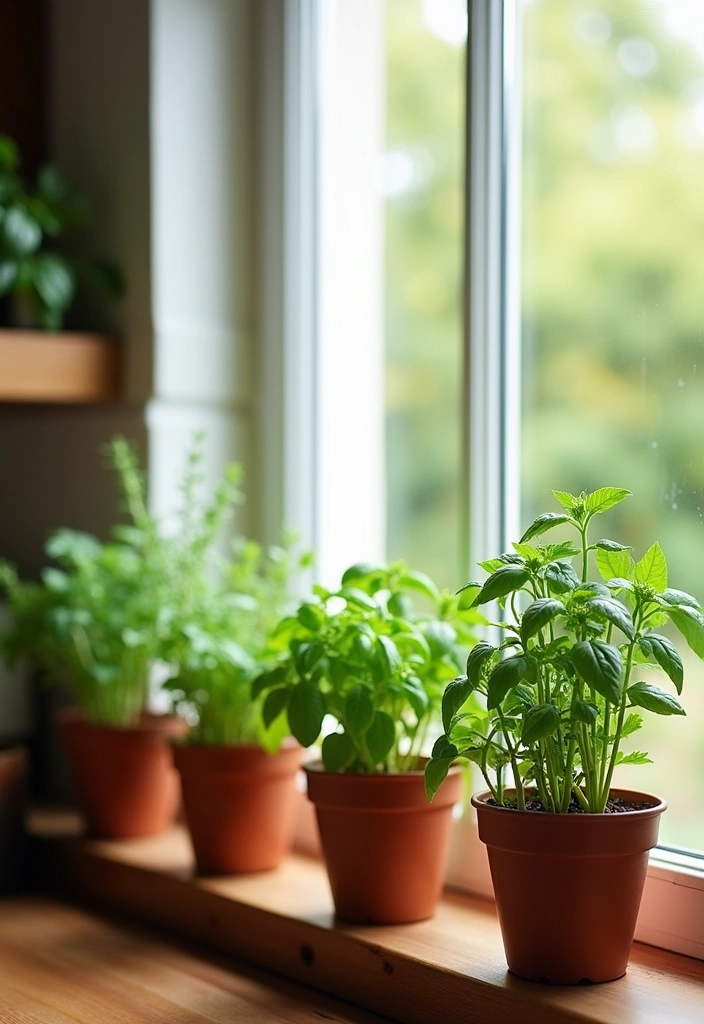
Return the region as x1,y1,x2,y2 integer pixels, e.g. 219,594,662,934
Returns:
464,0,521,571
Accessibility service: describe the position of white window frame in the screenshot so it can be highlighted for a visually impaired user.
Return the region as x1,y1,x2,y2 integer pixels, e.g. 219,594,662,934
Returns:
260,0,704,961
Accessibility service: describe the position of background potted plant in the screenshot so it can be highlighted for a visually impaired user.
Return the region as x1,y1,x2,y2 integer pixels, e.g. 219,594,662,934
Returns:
0,436,239,838
254,561,482,923
0,133,122,330
163,532,311,875
426,486,704,984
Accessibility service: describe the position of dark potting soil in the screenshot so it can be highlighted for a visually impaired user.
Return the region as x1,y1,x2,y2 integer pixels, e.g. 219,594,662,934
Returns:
488,795,655,814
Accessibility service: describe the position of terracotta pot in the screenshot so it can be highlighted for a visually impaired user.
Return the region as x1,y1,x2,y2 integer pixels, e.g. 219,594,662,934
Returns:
305,764,462,925
174,741,302,874
58,710,186,839
472,788,667,984
0,745,27,894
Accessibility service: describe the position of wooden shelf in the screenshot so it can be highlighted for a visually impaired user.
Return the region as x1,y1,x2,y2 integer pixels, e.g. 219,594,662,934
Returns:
0,330,121,403
31,812,704,1024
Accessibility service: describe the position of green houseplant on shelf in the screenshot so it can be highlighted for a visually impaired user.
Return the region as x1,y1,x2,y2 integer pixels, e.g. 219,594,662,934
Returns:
253,561,483,923
162,534,311,875
0,134,123,330
0,436,240,838
425,486,704,984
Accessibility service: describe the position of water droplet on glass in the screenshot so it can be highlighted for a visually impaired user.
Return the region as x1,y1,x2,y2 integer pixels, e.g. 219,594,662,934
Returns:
677,379,685,387
672,503,679,510
651,441,658,448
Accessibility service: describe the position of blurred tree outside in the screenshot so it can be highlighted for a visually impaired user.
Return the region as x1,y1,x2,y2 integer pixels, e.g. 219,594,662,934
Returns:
384,0,465,590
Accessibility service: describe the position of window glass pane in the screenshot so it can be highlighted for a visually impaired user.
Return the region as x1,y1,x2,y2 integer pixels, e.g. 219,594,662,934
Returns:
384,0,466,589
521,0,704,846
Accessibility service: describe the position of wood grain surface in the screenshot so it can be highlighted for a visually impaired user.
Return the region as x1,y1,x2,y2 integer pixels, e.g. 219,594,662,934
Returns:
31,813,704,1024
0,895,392,1023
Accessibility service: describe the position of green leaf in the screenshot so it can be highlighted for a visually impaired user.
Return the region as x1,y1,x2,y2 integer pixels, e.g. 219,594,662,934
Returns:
457,583,482,609
387,592,412,618
321,732,355,772
584,487,632,514
376,634,401,677
34,252,75,312
364,711,396,765
521,703,560,744
431,735,459,759
0,259,17,294
473,565,530,606
424,620,457,657
466,642,496,686
287,681,326,747
341,562,386,588
596,546,635,582
669,605,704,659
520,512,573,543
520,598,564,643
594,539,632,552
297,602,324,630
638,634,684,694
396,570,440,603
345,685,375,737
552,489,577,511
621,713,643,738
571,640,623,705
544,560,580,594
487,655,529,709
615,750,653,766
634,542,668,592
251,664,289,699
425,756,454,802
659,588,700,609
2,206,41,256
584,597,635,640
339,586,378,611
401,679,429,718
441,674,474,733
573,701,599,726
262,686,291,728
627,682,686,717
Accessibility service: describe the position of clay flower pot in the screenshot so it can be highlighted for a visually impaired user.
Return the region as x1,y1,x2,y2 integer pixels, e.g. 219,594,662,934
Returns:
472,788,667,984
58,709,186,839
305,764,462,924
0,745,27,894
173,741,302,874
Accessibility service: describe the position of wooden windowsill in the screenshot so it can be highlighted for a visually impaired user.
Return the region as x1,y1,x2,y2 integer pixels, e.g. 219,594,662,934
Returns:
31,811,704,1024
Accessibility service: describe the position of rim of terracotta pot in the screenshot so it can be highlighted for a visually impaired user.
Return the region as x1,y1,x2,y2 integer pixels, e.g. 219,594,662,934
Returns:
304,760,461,811
471,787,667,819
471,788,667,856
57,706,187,739
173,738,301,773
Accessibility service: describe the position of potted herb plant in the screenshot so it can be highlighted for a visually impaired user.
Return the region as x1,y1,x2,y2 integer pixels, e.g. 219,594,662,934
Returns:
0,436,240,839
254,561,482,923
163,536,311,875
0,133,122,330
425,486,703,984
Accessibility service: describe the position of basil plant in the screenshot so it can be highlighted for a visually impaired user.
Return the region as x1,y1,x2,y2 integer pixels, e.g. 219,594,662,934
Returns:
252,561,484,773
426,487,704,812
